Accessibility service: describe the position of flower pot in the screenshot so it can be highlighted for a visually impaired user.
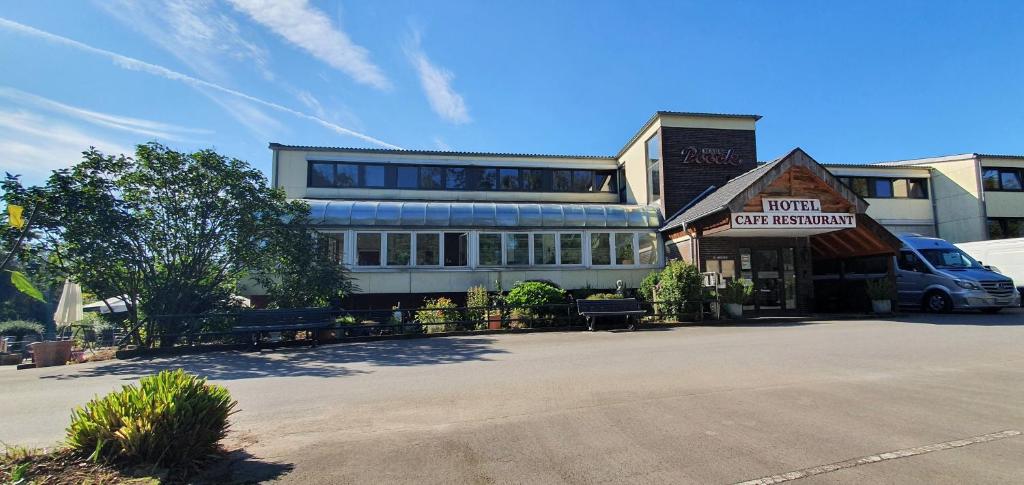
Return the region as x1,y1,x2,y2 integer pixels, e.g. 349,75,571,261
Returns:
871,299,892,315
29,340,73,368
724,303,743,319
487,313,503,330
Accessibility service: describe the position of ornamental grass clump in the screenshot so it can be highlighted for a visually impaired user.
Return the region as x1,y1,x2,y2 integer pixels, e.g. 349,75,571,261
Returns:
66,369,237,471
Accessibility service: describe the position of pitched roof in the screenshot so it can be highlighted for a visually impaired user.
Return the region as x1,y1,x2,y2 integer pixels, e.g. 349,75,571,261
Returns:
660,148,867,233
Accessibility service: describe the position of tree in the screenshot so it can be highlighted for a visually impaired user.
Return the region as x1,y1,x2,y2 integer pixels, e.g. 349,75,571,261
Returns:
2,143,353,347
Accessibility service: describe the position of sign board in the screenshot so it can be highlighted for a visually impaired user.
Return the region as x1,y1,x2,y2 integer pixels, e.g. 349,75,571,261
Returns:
701,272,721,288
732,198,856,230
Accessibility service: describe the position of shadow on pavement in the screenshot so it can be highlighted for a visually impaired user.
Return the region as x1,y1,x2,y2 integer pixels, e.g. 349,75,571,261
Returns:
193,448,294,484
894,308,1024,326
39,337,507,381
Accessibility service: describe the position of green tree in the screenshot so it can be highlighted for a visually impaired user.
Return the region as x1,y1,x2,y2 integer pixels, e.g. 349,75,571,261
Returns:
2,143,353,347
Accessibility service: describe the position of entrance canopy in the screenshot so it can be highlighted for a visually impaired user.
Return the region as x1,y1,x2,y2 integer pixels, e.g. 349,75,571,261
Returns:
661,147,901,256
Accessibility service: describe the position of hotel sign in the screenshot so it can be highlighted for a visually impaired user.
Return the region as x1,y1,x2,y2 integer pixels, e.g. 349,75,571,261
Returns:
730,198,856,229
681,146,743,165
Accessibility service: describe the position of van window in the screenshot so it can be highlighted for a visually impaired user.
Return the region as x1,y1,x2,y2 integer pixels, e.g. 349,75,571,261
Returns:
918,247,979,269
898,250,926,272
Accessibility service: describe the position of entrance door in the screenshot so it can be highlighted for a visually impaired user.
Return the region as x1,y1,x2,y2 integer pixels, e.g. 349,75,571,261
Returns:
740,247,798,312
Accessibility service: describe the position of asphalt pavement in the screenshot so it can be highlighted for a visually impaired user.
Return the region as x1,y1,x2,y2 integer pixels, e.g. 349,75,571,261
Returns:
2,310,1023,484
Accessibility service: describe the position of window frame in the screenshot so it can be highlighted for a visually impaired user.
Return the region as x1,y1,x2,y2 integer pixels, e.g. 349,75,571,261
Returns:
532,232,558,265
645,131,662,204
982,167,1023,192
558,232,584,266
355,232,383,267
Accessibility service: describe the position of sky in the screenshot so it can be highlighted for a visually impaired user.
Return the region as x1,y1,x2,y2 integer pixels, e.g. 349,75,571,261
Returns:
1,1,1022,185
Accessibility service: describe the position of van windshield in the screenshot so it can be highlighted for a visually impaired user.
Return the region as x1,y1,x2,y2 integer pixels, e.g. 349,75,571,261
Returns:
918,248,981,269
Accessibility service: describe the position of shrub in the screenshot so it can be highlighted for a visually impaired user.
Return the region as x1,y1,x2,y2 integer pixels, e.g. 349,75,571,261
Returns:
504,281,566,310
585,293,623,300
466,285,490,330
639,271,661,302
417,297,461,334
0,320,44,340
655,260,703,320
865,278,894,300
66,369,236,470
720,280,752,304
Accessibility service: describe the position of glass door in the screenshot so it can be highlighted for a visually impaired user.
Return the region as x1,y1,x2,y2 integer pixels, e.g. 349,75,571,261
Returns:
753,249,782,310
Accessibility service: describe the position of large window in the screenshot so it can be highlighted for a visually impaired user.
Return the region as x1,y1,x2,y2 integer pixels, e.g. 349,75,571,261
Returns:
591,233,612,265
521,169,544,191
646,132,661,204
983,167,1023,191
988,218,1024,239
309,162,335,187
318,232,345,264
443,232,468,266
386,233,411,266
838,176,929,199
356,233,381,266
416,233,440,266
419,167,444,190
478,233,502,266
534,233,557,265
553,170,572,192
336,164,358,188
506,233,530,265
477,168,498,190
364,165,386,187
445,167,466,189
559,233,582,265
499,169,520,191
638,233,659,265
396,166,418,189
615,233,635,265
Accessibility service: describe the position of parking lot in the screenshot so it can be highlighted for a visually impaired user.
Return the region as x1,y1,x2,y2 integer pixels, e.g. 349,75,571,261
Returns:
2,310,1023,483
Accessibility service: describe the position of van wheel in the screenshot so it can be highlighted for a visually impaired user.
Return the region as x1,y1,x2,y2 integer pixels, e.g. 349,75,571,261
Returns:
980,308,1002,314
923,291,952,313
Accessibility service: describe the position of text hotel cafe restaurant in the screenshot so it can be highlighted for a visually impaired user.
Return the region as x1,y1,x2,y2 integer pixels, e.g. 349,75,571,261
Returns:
261,111,904,314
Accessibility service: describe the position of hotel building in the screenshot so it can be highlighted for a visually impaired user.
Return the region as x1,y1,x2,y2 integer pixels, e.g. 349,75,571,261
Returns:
259,111,1023,313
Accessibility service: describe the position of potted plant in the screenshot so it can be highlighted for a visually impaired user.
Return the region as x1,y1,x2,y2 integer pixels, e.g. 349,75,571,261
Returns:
720,280,752,318
865,278,894,314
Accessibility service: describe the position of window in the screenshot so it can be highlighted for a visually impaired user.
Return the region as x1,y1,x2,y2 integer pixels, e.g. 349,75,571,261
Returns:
988,218,1024,239
478,233,502,266
595,170,615,193
848,178,869,197
499,168,520,190
617,166,627,203
334,164,358,188
638,232,659,265
396,166,418,189
534,234,556,265
553,170,572,191
506,233,530,265
309,162,335,187
420,167,444,190
318,233,345,264
386,233,411,266
572,170,593,192
646,133,661,203
872,179,893,198
445,167,466,189
363,165,387,187
897,250,927,273
477,168,498,190
559,233,582,265
615,233,635,265
356,233,381,266
443,232,468,266
591,233,611,265
981,167,1023,191
416,233,439,265
521,169,544,191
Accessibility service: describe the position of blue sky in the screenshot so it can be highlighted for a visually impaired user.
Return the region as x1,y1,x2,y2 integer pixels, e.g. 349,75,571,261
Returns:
1,1,1022,184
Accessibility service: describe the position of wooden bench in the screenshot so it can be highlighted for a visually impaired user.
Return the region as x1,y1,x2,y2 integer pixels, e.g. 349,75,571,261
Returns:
576,298,646,331
230,309,335,348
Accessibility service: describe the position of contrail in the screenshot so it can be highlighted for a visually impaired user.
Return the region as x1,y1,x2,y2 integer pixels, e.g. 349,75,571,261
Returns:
0,17,402,149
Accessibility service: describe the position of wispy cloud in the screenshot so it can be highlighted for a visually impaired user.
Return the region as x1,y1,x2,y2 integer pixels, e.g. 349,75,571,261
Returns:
0,108,134,181
0,86,210,141
433,137,452,151
405,32,470,124
98,0,272,83
0,17,401,149
228,0,391,90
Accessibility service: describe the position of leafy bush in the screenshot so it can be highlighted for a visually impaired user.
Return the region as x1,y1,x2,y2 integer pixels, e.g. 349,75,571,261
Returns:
417,297,461,334
0,320,43,339
466,285,490,330
720,280,752,304
504,281,566,310
585,293,623,300
334,314,359,325
865,278,894,300
79,313,112,332
639,271,661,302
654,260,703,320
66,369,236,470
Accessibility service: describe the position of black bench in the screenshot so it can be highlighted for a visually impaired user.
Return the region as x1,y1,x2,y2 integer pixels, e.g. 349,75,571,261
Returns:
231,309,335,348
576,298,646,331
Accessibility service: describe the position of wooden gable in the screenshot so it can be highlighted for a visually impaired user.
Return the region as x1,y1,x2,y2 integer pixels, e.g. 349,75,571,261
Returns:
741,165,856,213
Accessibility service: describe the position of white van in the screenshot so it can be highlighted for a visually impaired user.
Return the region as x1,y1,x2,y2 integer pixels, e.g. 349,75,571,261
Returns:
896,234,1020,313
956,238,1024,306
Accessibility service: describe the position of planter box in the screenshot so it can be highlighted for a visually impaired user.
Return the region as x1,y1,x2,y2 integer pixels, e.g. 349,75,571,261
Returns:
0,353,22,366
30,341,73,368
724,303,743,319
871,299,892,315
487,313,502,330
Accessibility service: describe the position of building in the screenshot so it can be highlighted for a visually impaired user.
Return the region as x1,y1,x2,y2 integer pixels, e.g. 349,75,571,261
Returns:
261,111,1022,312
